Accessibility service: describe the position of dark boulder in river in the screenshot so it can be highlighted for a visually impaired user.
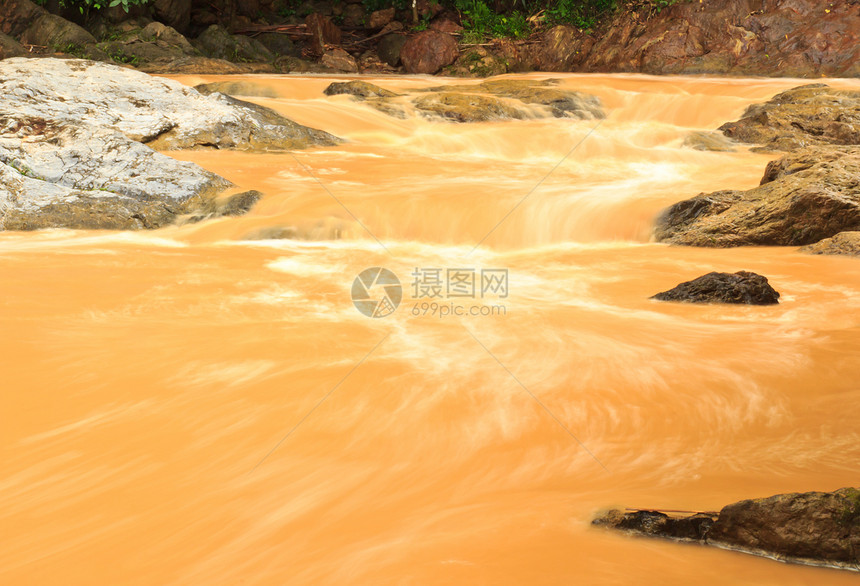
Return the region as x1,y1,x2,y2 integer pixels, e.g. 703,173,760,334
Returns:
594,487,860,571
0,58,340,231
652,271,780,305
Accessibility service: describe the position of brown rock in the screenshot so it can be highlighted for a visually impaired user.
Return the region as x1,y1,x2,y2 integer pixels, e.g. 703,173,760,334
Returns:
320,48,358,73
539,25,592,71
430,17,462,34
655,147,860,247
719,84,860,153
707,488,860,567
651,271,780,305
413,92,526,122
152,0,191,33
0,0,45,38
342,3,365,28
540,0,860,77
20,13,96,49
367,7,395,30
137,56,274,74
400,30,459,74
377,33,407,67
594,487,860,570
682,130,737,152
800,231,860,257
323,80,398,98
0,31,27,58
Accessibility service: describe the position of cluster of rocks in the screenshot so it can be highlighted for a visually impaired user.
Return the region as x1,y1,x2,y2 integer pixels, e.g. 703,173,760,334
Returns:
652,83,860,306
594,487,860,571
657,85,860,253
321,79,604,123
0,58,339,230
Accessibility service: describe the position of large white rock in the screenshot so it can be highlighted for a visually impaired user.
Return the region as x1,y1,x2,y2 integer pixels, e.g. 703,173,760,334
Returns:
0,58,339,230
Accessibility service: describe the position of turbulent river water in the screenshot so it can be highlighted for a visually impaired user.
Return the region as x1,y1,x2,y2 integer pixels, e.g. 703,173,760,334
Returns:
2,73,860,585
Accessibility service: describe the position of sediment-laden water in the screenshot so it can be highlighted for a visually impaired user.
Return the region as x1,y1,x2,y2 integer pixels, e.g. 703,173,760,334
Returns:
2,74,859,585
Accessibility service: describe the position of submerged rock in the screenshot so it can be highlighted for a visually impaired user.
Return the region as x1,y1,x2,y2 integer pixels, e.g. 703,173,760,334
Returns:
593,509,717,540
682,130,737,152
652,271,780,305
323,80,399,99
194,81,279,98
594,487,860,571
321,78,604,123
800,231,860,257
413,92,527,122
0,58,339,230
655,147,860,247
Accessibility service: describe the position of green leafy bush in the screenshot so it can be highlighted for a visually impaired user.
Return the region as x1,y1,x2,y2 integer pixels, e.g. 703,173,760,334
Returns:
455,0,529,39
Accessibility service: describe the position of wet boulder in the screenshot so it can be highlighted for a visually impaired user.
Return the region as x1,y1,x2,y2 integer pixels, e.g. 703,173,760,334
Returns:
800,231,860,257
0,58,340,231
323,80,398,98
414,92,526,122
321,78,605,123
655,147,860,247
20,13,95,48
593,509,717,541
682,130,737,152
718,85,860,153
195,81,279,98
651,271,780,305
707,488,860,567
593,487,860,570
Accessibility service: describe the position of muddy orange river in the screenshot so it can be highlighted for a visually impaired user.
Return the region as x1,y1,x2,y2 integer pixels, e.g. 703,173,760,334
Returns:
2,73,859,585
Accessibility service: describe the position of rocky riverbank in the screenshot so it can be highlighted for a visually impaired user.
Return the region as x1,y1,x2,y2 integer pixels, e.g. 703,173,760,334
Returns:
1,0,858,78
0,57,338,230
593,487,860,572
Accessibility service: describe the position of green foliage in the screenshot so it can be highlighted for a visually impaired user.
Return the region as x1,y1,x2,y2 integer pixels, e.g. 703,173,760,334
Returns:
36,0,150,15
840,488,860,526
545,0,615,29
105,46,139,65
455,0,529,39
362,0,409,11
52,42,88,57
